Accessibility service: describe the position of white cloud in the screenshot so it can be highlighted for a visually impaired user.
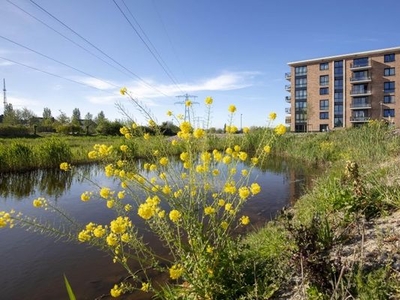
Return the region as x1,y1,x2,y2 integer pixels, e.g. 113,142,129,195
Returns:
74,77,116,90
7,96,40,109
120,71,259,99
0,60,14,67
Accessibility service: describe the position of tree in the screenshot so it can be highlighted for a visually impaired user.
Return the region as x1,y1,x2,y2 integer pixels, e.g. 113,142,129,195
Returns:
3,103,18,125
71,108,81,126
57,110,70,124
42,107,53,127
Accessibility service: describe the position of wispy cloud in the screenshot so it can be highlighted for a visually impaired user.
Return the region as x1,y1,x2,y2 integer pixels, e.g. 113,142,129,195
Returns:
85,71,259,106
0,60,14,67
74,77,117,90
8,96,41,109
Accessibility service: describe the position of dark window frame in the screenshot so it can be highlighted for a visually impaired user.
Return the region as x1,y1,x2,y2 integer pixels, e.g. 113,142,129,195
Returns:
319,99,329,110
383,109,395,118
320,87,329,95
319,112,329,119
384,67,395,76
384,53,395,63
320,62,329,70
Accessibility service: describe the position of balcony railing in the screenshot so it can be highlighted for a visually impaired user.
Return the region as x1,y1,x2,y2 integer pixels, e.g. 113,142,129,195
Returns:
285,107,291,114
285,96,291,103
285,85,291,92
285,72,291,81
350,116,371,122
350,89,371,96
350,76,371,82
350,61,371,69
285,117,291,124
350,102,371,109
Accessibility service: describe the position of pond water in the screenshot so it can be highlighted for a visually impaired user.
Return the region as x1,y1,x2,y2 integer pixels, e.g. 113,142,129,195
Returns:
0,158,315,299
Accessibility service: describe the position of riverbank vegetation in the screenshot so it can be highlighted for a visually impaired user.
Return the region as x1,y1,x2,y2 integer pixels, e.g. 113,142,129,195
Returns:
1,92,400,299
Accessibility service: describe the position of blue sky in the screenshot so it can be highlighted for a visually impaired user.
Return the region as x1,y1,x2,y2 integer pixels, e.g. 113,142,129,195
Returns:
1,0,400,129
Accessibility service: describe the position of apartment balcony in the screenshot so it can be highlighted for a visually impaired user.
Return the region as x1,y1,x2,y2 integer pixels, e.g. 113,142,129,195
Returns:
350,60,371,70
285,96,291,103
285,116,291,124
350,102,371,109
350,76,371,83
285,107,291,114
285,85,291,92
350,89,371,96
285,72,291,81
350,116,371,123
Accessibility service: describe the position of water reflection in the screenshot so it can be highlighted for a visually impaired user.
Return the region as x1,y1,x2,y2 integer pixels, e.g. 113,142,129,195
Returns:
0,158,318,300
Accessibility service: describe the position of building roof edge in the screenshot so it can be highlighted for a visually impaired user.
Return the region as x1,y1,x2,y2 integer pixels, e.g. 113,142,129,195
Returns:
287,46,400,66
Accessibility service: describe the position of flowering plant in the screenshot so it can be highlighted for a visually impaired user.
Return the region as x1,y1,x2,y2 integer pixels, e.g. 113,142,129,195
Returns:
0,90,286,299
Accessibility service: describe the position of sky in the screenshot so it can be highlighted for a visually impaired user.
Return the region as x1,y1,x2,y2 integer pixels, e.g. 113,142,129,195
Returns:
1,0,400,129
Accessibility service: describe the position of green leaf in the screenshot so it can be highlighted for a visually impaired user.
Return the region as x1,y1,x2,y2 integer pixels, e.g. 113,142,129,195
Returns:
63,274,76,300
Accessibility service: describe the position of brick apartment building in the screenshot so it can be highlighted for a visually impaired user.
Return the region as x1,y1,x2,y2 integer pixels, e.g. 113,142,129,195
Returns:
285,46,400,132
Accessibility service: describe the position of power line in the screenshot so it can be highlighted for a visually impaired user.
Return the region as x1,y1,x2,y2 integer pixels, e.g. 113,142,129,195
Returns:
26,0,172,98
0,56,118,95
0,34,120,90
6,0,131,79
117,0,184,94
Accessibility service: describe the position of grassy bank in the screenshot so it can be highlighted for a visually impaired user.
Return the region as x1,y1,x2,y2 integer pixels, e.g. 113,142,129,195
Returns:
241,122,400,299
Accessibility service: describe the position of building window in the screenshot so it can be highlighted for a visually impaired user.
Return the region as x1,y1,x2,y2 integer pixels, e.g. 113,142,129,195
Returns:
295,90,307,100
352,70,369,81
334,92,343,100
353,57,369,68
383,109,395,117
319,75,329,86
320,62,329,70
334,79,343,88
384,67,395,76
320,87,329,95
320,124,329,132
295,77,307,88
320,112,329,119
319,99,329,110
384,81,395,93
295,66,307,75
383,95,395,103
334,104,343,113
384,53,395,63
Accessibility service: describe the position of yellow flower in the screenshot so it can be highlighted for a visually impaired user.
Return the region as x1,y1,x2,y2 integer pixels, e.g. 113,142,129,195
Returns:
221,221,229,230
59,162,71,171
206,245,213,253
141,282,150,292
124,204,132,212
138,203,156,220
263,145,271,154
171,139,178,146
228,104,237,113
275,124,287,136
240,215,250,225
238,187,250,200
107,200,114,208
243,127,250,134
78,229,91,242
166,110,173,116
169,210,182,223
159,157,169,166
222,156,232,164
148,119,156,127
131,122,138,129
269,112,277,120
110,216,131,234
169,264,184,280
120,87,127,95
250,183,261,195
110,284,122,297
158,210,166,218
218,199,225,206
80,191,91,202
205,96,213,105
100,187,111,199
193,128,205,139
93,226,106,238
117,191,125,199
212,169,220,176
204,206,216,215
225,203,233,211
251,157,259,165
106,233,118,247
144,133,150,140
179,121,192,134
239,151,247,161
241,169,249,176
120,145,128,152
162,185,171,195
33,197,46,208
185,100,192,107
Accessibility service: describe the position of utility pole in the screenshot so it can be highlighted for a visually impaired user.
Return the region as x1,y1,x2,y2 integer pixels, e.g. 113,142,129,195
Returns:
175,93,199,123
3,78,7,114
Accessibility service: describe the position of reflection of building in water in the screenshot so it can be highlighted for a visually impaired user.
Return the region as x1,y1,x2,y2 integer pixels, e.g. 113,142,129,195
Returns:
285,167,316,206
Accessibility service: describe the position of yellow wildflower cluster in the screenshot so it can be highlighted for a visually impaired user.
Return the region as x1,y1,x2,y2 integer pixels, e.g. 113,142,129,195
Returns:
138,196,161,220
33,197,47,208
59,162,71,171
274,124,287,136
169,264,184,279
0,210,17,228
88,144,114,159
